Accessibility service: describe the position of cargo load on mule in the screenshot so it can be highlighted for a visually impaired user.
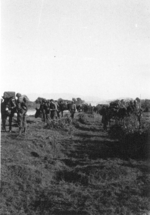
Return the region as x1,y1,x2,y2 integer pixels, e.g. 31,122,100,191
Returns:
35,97,46,104
18,95,29,103
3,91,16,99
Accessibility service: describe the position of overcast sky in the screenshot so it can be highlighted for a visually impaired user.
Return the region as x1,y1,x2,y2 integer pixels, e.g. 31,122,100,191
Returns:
1,0,150,101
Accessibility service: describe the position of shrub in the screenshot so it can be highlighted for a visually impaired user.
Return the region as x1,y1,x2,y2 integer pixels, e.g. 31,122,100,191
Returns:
77,113,90,125
45,116,72,130
108,117,150,159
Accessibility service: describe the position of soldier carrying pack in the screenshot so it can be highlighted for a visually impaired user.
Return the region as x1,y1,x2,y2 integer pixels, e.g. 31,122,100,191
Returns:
16,93,28,113
16,93,28,135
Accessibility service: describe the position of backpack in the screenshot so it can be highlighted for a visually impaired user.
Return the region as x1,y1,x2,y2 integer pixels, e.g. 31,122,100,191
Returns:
3,91,15,99
50,102,57,110
17,95,29,111
18,95,29,103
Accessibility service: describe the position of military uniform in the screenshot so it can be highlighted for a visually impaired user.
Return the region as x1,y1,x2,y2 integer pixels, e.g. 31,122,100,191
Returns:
9,98,16,132
1,97,16,132
70,102,76,119
40,100,47,122
1,99,7,131
16,93,28,134
50,100,58,120
101,106,109,130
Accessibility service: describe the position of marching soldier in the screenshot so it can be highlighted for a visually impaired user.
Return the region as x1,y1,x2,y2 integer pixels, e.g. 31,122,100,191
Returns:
70,101,76,119
50,99,58,120
16,93,28,135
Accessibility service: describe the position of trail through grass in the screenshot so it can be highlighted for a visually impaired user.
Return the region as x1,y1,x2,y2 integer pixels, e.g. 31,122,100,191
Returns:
1,113,150,215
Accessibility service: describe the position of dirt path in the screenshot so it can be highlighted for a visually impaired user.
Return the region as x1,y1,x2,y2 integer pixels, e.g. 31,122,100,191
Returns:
1,113,150,215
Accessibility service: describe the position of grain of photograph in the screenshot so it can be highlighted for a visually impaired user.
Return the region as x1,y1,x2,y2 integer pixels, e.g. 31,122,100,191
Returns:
1,0,150,214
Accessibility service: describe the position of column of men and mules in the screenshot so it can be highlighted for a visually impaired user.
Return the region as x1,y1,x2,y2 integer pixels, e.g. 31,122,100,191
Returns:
1,91,77,135
1,91,143,135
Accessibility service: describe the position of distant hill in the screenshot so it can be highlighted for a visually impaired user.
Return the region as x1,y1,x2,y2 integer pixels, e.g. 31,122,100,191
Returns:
27,101,38,109
27,93,149,107
27,92,108,105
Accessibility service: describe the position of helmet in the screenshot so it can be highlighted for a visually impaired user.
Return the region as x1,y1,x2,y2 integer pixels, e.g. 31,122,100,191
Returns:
16,93,21,98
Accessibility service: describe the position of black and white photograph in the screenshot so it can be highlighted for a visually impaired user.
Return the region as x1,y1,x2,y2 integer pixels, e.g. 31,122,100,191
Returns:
1,0,150,214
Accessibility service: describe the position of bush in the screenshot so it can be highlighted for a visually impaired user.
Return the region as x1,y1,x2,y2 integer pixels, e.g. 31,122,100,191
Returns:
77,113,90,125
108,117,150,159
45,116,72,130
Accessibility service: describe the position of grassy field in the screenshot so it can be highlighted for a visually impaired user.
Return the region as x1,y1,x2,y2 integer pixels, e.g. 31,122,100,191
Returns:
1,111,150,215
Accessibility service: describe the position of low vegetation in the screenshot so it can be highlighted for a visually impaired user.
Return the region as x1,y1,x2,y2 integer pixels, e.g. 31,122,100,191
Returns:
45,115,72,131
1,111,150,215
109,114,150,159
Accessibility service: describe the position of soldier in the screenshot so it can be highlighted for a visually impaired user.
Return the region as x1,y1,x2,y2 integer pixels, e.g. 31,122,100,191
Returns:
45,100,51,122
134,98,142,127
16,93,28,135
54,100,60,118
101,105,110,130
1,96,16,132
50,99,58,120
40,99,46,122
134,97,141,110
70,101,76,119
8,96,17,132
1,97,7,131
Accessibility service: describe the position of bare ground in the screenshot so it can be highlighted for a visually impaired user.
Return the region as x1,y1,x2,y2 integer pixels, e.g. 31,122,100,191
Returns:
1,113,150,215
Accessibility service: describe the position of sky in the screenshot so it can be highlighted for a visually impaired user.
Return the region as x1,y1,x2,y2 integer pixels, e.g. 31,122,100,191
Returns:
1,0,150,101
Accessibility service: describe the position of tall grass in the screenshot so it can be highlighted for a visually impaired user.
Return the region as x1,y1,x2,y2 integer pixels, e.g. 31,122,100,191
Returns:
45,116,72,131
108,115,150,159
